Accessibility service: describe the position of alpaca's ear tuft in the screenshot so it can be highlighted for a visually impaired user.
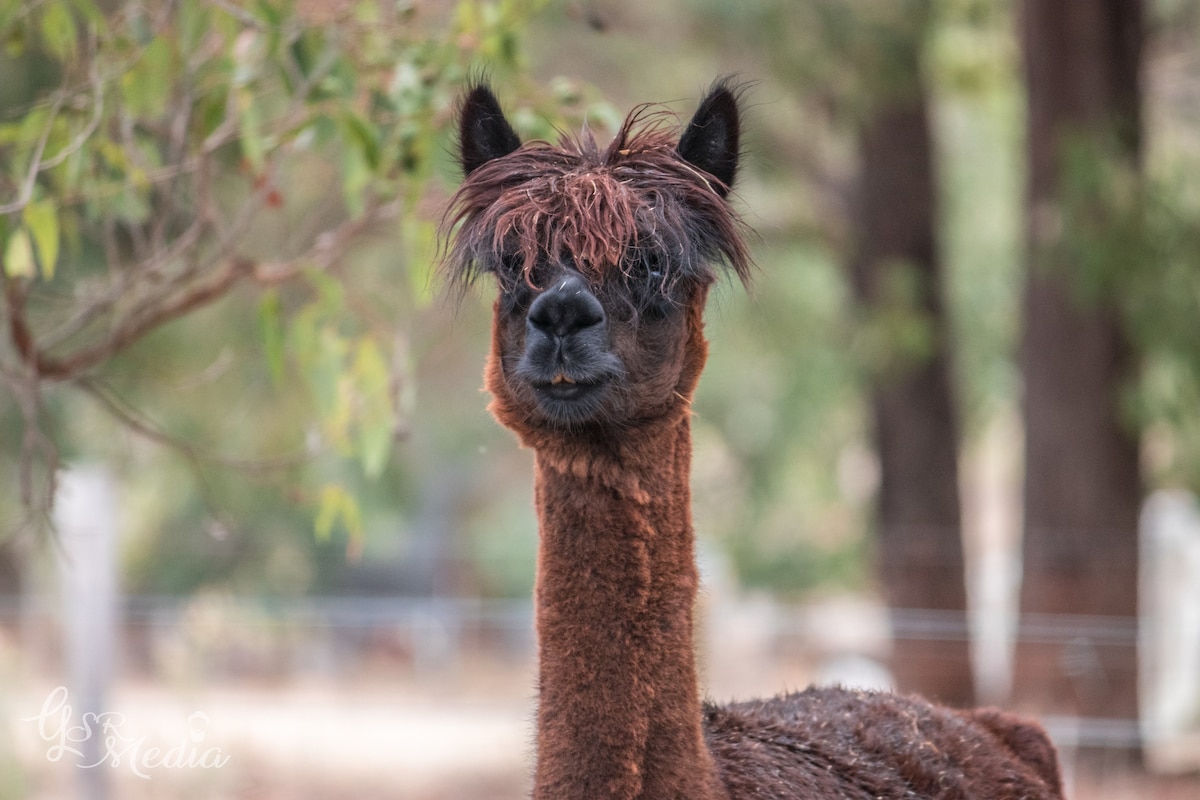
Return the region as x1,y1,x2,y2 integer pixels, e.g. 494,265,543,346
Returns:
677,80,742,197
458,84,522,176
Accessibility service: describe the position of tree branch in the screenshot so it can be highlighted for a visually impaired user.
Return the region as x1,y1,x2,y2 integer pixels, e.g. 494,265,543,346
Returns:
0,92,64,217
252,198,401,285
75,376,309,473
39,216,211,352
0,320,58,535
8,256,256,382
37,31,105,173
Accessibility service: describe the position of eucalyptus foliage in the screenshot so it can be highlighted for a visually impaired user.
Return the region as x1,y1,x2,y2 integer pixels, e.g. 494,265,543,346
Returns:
0,0,546,540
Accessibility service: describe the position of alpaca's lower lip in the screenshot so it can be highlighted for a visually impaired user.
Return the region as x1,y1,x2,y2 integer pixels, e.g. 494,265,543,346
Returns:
533,380,603,402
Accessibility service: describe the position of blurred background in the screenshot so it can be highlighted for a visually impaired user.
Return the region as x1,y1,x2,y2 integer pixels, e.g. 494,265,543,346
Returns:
1,0,1199,797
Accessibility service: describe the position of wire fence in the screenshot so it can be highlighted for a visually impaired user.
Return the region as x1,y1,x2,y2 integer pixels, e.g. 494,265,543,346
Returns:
6,590,1200,793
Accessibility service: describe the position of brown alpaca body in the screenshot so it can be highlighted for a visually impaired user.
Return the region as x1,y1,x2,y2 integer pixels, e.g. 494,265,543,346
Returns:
446,81,1065,800
708,691,1063,798
518,386,1063,800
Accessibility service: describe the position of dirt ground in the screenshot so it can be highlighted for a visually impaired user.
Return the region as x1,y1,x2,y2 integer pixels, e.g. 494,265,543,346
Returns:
9,674,1197,800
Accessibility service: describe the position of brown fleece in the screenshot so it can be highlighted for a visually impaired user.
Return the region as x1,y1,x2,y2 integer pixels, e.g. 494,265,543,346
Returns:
443,109,752,296
450,83,1067,800
487,300,725,799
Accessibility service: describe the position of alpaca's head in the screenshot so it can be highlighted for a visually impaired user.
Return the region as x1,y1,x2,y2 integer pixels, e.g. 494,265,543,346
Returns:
444,81,749,436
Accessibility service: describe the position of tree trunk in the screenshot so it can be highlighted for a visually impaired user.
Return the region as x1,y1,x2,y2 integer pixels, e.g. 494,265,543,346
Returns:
852,84,972,706
1015,0,1143,726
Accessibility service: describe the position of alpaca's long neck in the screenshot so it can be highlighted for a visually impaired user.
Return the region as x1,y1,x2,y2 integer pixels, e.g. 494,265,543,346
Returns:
531,415,724,800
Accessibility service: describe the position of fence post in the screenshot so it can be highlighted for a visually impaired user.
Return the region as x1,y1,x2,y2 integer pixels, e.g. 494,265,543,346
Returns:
55,465,119,800
1140,489,1200,773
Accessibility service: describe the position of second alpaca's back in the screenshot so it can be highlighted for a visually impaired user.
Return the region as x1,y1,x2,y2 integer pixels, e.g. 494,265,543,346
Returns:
705,687,1064,799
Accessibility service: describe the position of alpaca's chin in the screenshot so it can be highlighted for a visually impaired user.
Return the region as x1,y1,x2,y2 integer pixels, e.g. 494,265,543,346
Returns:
530,380,611,426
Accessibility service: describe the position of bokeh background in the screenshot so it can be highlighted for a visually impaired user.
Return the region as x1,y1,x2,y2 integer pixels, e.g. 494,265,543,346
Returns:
1,0,1199,797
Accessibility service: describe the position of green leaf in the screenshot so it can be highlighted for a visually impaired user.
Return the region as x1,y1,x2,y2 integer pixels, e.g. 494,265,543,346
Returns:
3,228,35,278
39,2,77,61
120,37,174,116
178,0,205,53
237,89,265,171
15,106,50,154
403,217,437,307
311,327,349,419
113,183,151,224
337,112,379,217
195,83,230,142
287,28,324,90
341,145,370,217
70,0,107,32
340,491,364,542
339,112,380,171
2,10,26,58
23,199,59,279
252,0,284,27
61,141,86,194
313,483,364,542
306,267,345,315
259,288,286,384
287,304,318,366
127,7,153,44
352,338,394,478
96,139,128,172
314,483,342,541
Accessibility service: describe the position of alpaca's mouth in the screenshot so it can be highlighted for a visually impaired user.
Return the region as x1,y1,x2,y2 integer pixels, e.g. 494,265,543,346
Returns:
515,347,624,424
534,377,604,402
527,374,611,423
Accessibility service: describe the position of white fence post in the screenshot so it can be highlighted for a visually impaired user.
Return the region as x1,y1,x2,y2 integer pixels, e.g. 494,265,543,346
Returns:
55,465,119,800
1140,490,1200,773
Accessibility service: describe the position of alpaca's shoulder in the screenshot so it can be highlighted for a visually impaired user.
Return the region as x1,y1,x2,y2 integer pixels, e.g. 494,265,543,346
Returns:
702,686,1064,799
957,705,1065,795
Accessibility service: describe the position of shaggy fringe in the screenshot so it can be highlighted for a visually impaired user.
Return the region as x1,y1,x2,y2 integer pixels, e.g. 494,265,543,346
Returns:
440,101,752,297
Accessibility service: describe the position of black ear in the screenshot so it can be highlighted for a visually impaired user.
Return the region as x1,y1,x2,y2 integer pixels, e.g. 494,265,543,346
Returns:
677,80,741,197
458,84,522,176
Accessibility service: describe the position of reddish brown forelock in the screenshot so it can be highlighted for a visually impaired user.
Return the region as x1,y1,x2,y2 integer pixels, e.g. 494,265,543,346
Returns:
442,106,751,292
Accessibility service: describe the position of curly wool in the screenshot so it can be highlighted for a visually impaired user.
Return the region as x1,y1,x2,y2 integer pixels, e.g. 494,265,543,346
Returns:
441,107,752,295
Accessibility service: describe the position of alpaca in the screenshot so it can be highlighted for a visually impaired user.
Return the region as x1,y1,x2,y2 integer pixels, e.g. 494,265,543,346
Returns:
443,80,1065,800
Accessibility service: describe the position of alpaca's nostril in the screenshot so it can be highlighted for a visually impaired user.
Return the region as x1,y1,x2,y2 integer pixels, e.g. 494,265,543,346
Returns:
527,275,605,338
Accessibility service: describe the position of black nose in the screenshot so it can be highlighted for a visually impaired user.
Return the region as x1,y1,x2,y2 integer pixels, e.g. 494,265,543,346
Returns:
527,274,605,337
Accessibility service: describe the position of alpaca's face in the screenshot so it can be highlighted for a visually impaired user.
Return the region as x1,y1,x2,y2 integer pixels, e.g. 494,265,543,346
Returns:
445,83,747,432
486,254,708,428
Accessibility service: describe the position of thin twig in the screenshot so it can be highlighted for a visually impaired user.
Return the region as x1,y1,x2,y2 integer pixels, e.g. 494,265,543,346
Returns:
75,376,310,473
37,30,105,173
0,92,65,216
207,0,271,28
39,216,211,351
0,332,58,536
17,256,256,381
